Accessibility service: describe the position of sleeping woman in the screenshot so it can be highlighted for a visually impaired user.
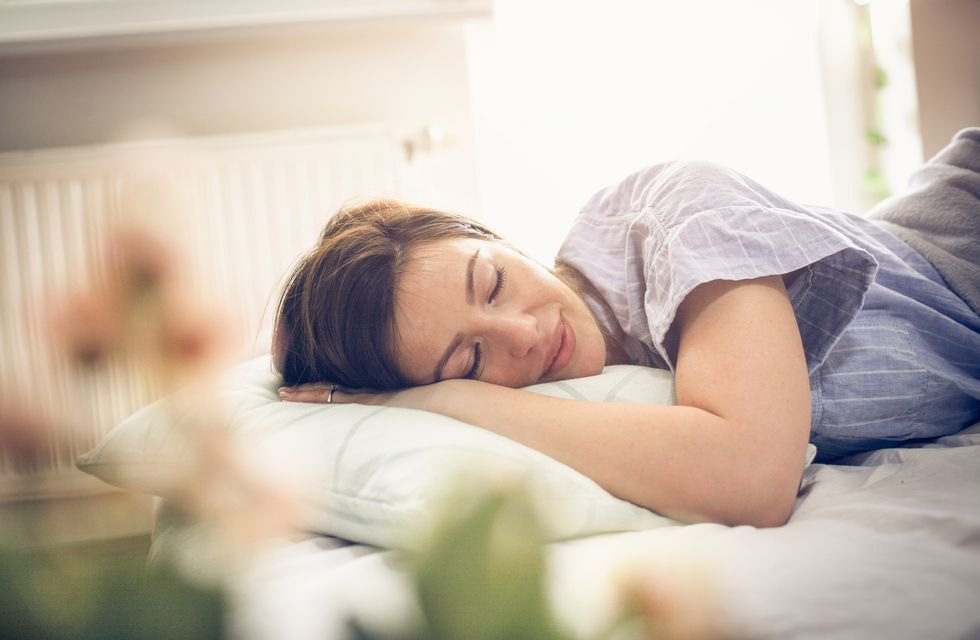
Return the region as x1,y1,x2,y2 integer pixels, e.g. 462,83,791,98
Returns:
274,128,980,528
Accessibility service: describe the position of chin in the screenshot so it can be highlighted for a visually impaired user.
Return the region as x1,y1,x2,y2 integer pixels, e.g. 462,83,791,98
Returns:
578,333,608,377
560,350,605,382
578,358,606,379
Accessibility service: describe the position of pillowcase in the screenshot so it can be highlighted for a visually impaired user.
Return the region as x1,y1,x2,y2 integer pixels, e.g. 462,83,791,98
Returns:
77,355,816,549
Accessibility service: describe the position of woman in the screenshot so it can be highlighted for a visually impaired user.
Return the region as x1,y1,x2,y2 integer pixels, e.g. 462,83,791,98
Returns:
275,129,980,528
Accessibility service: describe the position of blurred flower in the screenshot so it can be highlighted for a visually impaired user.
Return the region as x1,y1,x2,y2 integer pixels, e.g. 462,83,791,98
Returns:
50,217,281,576
0,399,55,476
156,303,237,383
616,556,729,640
49,223,236,387
3,149,279,640
164,422,302,584
110,226,177,295
49,291,125,368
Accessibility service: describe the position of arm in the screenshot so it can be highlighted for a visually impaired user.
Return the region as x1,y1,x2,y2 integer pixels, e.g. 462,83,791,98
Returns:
285,275,811,527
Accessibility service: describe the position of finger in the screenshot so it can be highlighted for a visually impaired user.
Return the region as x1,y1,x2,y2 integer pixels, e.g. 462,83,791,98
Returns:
279,385,351,405
278,387,329,403
281,383,376,395
286,382,330,392
277,382,330,395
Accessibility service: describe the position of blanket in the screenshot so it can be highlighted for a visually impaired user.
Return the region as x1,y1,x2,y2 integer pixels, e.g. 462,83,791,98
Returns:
868,127,980,316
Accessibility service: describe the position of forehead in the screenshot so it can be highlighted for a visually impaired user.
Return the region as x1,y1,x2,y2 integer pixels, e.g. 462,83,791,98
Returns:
396,238,484,305
404,236,483,276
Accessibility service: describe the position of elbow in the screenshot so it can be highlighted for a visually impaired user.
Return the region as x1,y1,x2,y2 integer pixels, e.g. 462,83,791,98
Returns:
699,455,801,528
713,496,793,529
669,478,798,529
729,472,800,528
674,495,794,529
740,499,794,528
723,425,810,528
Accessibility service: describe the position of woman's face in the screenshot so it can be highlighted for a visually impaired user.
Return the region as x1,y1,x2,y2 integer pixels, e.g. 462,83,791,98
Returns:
392,237,607,388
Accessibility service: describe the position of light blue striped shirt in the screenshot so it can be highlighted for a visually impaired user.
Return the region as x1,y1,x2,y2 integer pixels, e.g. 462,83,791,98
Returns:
557,161,980,462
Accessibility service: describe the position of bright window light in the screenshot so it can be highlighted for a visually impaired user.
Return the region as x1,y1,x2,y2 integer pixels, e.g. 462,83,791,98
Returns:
466,0,836,261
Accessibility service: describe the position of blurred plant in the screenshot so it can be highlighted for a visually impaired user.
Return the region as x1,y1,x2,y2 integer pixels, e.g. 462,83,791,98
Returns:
347,479,726,640
49,223,233,387
0,543,224,640
863,64,893,204
863,66,891,202
414,481,567,639
346,480,572,640
0,166,294,639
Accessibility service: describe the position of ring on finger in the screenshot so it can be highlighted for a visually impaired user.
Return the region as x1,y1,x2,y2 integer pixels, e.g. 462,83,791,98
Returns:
327,384,339,404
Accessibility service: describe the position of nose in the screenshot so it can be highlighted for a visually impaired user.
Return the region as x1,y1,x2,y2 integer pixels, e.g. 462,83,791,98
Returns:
487,312,538,358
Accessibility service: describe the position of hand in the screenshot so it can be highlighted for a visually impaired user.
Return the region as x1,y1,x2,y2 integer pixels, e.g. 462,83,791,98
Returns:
277,381,448,412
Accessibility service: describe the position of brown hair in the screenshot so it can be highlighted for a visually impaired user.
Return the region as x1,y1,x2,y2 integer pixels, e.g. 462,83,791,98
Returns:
273,199,501,390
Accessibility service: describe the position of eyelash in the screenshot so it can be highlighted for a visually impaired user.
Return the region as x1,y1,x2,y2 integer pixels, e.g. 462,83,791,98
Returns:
465,266,507,380
465,343,483,380
489,266,507,303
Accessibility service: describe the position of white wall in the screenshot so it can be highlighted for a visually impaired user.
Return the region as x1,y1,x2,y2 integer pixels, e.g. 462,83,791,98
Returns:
465,0,836,262
0,21,483,212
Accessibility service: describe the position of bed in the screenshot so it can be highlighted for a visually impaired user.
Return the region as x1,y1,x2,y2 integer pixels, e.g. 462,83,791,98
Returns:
78,355,980,639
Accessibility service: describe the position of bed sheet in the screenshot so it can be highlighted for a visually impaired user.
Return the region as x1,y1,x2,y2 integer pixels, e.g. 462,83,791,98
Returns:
151,422,980,640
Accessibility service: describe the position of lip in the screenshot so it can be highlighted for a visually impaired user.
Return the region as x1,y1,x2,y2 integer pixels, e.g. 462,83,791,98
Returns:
542,314,575,380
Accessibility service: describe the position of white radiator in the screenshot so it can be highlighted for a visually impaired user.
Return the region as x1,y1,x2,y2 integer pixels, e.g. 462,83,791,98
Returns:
0,125,406,496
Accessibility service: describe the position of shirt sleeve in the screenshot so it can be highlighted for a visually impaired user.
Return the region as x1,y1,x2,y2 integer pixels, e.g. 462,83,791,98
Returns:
564,161,879,373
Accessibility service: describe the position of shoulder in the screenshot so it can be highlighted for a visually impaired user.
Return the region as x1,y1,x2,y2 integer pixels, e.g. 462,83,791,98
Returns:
577,160,777,221
561,159,789,260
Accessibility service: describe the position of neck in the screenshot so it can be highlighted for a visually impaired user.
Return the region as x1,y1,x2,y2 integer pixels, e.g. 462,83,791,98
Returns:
552,260,630,366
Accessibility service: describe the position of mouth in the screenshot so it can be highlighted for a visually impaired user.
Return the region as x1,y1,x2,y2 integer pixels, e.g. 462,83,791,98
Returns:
542,313,575,381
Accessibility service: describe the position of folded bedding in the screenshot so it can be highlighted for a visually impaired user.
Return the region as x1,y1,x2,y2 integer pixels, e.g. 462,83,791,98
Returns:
81,355,814,548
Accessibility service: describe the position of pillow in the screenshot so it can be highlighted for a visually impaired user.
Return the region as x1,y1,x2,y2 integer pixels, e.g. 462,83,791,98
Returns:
77,355,817,549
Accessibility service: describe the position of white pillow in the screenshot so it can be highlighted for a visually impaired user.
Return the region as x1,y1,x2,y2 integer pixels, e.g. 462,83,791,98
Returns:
77,355,816,549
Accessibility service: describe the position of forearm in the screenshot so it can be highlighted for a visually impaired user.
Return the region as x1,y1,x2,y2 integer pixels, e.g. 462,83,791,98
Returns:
279,276,810,526
433,380,805,527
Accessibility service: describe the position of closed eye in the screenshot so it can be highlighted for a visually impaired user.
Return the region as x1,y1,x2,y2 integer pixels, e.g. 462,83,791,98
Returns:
489,266,507,303
465,267,506,380
465,342,483,379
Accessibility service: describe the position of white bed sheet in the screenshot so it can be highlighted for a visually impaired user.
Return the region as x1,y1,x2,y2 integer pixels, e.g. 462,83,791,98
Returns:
152,422,980,640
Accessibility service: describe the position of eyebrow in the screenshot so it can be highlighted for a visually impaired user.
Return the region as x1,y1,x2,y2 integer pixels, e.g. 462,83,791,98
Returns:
433,248,481,382
465,248,479,304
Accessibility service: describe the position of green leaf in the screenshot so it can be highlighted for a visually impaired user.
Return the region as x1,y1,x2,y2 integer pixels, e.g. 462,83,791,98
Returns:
863,168,892,203
408,480,570,640
873,66,889,89
0,545,225,640
865,129,888,146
